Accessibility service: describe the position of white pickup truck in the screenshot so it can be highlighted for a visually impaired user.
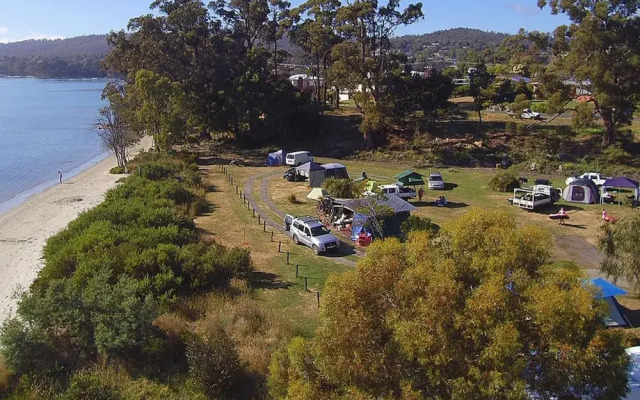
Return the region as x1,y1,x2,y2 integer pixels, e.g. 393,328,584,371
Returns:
378,184,416,200
565,172,610,186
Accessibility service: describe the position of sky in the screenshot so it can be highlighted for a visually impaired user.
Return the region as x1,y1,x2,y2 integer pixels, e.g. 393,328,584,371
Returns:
0,0,572,43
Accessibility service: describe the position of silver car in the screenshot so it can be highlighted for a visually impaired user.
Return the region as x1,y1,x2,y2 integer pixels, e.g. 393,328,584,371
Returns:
286,215,340,255
428,172,445,190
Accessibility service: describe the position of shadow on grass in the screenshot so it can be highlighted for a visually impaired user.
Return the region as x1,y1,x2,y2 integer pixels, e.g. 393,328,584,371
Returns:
206,184,219,193
325,241,357,257
425,201,469,209
532,204,584,215
250,271,293,290
200,203,218,216
443,183,458,191
559,223,587,229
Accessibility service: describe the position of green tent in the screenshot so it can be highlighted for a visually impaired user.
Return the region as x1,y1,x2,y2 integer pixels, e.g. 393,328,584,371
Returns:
365,180,379,192
394,169,425,186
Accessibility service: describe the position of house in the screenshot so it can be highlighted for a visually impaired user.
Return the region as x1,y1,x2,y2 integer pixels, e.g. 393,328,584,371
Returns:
288,74,322,90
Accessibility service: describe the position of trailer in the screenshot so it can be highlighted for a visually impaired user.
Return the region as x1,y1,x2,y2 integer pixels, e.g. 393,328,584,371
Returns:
511,185,557,210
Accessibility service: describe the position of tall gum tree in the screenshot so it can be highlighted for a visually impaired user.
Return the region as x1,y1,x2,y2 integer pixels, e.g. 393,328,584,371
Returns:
330,0,423,149
268,209,632,399
538,0,640,146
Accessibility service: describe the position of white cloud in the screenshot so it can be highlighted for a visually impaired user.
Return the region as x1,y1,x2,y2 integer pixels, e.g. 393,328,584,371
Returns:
511,4,541,15
0,32,65,44
0,27,8,34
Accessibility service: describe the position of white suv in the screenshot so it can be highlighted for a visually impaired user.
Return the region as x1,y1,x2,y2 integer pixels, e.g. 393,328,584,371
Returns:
428,172,445,190
284,215,340,255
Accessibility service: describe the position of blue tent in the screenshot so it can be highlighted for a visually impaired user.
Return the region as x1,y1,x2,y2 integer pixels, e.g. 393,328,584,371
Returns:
588,278,628,298
350,213,369,241
266,150,286,166
586,278,628,328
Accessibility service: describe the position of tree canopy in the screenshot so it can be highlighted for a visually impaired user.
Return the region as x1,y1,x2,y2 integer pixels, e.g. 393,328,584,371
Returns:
270,209,631,400
538,0,640,146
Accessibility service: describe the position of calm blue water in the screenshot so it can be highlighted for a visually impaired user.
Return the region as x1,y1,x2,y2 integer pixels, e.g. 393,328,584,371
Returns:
0,78,107,213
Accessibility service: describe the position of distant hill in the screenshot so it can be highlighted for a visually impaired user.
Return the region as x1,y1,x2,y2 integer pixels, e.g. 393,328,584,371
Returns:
0,29,508,78
0,35,110,58
391,28,508,54
0,35,110,78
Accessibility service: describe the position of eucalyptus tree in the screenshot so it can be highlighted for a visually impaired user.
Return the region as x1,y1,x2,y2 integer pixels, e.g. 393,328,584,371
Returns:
329,0,423,149
468,62,494,124
269,209,631,400
538,0,640,146
289,0,342,104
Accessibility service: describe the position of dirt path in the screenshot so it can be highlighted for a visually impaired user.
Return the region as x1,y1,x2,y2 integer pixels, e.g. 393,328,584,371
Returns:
552,235,604,277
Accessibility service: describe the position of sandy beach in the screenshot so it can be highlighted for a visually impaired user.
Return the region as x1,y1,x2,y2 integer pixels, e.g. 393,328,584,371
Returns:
0,137,151,322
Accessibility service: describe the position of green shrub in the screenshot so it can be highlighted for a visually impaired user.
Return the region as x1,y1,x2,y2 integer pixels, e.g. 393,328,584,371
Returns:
186,329,241,399
400,216,439,240
1,151,254,391
488,171,520,192
505,121,517,134
516,123,525,135
572,102,596,130
602,144,632,165
530,102,548,113
62,372,121,400
109,166,126,174
322,178,364,198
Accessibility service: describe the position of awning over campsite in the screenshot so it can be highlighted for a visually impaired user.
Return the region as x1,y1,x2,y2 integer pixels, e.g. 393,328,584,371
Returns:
333,195,417,213
296,161,324,172
394,169,425,186
603,177,639,189
588,278,628,298
602,177,640,201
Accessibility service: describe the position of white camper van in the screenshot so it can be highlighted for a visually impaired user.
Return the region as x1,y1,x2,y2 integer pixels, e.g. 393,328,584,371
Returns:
286,151,313,166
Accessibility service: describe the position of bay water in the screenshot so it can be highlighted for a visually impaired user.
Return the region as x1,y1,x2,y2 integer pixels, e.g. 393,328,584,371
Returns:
0,78,108,214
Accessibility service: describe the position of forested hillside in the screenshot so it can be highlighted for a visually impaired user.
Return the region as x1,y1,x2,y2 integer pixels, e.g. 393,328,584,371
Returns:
392,28,508,53
0,35,110,78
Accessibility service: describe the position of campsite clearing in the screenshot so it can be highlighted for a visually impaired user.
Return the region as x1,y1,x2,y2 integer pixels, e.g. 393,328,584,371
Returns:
195,150,640,337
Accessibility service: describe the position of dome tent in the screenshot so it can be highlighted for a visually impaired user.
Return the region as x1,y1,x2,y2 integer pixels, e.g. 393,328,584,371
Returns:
266,149,286,166
563,178,600,204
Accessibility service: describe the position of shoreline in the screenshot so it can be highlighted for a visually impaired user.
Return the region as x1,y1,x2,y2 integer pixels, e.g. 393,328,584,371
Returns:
0,151,111,217
0,137,151,321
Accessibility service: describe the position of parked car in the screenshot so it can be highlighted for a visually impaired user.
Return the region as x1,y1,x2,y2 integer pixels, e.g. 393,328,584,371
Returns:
377,184,416,200
521,108,541,120
428,172,445,190
283,167,303,182
508,108,541,120
283,215,340,255
535,178,551,186
565,172,610,186
285,151,313,166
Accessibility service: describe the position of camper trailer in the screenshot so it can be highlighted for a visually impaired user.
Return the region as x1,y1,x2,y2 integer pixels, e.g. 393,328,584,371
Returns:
511,185,558,210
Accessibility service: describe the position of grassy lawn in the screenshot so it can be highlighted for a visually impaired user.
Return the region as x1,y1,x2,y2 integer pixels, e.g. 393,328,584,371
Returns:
195,163,350,337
